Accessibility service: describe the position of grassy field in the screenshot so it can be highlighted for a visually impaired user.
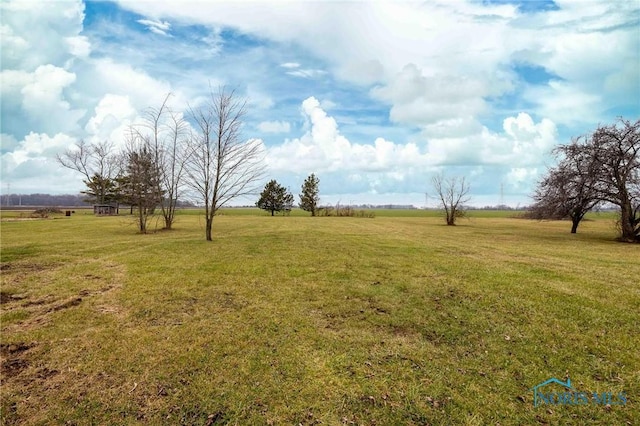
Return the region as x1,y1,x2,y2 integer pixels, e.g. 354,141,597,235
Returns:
1,209,638,425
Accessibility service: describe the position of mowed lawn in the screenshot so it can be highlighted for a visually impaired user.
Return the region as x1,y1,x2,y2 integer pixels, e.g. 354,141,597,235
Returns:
1,210,638,425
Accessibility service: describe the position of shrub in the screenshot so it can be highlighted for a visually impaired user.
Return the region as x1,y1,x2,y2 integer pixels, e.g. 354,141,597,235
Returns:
316,204,374,218
32,207,63,218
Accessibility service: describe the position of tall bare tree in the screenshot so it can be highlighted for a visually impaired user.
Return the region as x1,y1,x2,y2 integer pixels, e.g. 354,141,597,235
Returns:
56,140,121,204
186,87,265,241
132,93,190,229
432,174,470,226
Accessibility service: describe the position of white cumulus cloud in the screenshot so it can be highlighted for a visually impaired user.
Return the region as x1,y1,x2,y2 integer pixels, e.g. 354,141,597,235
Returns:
266,97,431,175
257,120,291,134
1,133,82,194
0,0,86,70
1,65,85,136
85,94,138,145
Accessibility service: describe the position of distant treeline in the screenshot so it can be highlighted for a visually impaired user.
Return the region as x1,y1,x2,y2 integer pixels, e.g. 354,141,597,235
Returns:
0,193,197,208
343,204,418,210
1,194,89,207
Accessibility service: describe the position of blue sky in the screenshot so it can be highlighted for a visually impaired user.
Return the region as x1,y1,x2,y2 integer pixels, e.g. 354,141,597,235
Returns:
1,0,638,206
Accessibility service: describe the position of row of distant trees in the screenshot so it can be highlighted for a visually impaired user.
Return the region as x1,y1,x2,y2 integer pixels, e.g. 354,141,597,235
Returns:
0,193,89,207
527,118,639,242
58,88,264,240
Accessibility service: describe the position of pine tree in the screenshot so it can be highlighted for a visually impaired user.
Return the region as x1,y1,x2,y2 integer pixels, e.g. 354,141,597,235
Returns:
257,180,293,216
124,146,164,233
81,174,118,205
299,173,320,216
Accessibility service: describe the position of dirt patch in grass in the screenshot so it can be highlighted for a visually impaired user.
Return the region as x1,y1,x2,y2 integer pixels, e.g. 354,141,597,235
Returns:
0,263,126,424
1,266,126,348
0,261,62,291
0,292,26,304
21,298,50,307
2,289,121,334
1,358,29,378
49,297,83,312
13,263,49,272
35,367,60,380
0,342,35,378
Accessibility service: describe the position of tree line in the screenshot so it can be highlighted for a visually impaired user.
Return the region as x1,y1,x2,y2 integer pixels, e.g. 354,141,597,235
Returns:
0,193,90,207
58,88,264,240
527,118,639,242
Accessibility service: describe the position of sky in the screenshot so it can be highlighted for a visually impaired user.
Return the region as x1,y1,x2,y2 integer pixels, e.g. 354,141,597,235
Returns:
1,0,639,207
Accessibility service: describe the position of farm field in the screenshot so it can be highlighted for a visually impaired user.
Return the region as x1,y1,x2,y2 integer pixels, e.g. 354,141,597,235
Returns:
1,210,638,425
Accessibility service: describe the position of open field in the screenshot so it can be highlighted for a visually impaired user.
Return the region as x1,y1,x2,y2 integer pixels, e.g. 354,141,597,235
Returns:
1,210,638,425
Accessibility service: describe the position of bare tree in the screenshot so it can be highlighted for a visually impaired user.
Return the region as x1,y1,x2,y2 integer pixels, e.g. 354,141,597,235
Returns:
56,140,121,204
132,93,190,229
432,174,471,226
527,118,638,241
528,137,602,233
186,87,265,241
590,118,639,242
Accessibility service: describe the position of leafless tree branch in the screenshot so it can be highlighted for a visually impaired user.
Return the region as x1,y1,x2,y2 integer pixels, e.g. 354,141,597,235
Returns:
185,86,266,241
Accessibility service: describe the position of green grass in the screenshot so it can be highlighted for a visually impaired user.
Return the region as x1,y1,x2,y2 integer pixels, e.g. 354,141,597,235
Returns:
1,211,638,425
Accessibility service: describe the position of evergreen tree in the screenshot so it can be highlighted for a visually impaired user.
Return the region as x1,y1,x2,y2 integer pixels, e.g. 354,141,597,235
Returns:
283,189,294,214
124,146,164,233
257,180,293,216
299,173,320,216
81,174,118,205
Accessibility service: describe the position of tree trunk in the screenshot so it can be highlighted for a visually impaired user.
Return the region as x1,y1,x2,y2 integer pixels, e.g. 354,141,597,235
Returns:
138,208,146,234
446,208,455,226
570,217,580,234
271,210,275,216
205,216,213,241
619,201,637,242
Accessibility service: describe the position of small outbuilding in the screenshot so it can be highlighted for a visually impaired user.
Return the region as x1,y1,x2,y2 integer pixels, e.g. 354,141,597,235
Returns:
93,204,118,215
